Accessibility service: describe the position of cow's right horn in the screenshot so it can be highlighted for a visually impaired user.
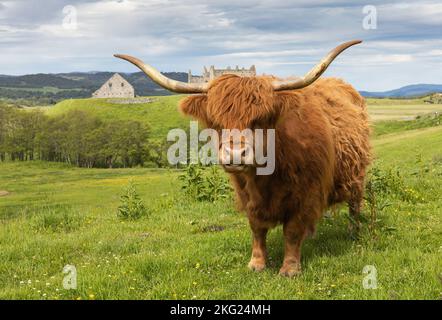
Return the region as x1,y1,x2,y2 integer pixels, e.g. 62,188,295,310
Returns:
271,40,362,91
114,54,209,94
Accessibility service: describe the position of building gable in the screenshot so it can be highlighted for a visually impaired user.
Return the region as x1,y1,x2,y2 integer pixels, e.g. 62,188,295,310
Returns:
92,73,135,98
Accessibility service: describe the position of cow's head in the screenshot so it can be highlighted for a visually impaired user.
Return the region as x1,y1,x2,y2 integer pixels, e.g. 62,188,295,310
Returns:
115,40,361,174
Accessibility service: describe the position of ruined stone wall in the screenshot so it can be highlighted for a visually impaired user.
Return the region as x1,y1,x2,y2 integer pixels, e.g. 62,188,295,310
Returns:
188,65,256,83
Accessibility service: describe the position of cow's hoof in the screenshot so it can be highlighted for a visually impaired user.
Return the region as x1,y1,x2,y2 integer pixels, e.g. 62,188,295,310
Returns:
279,264,301,277
248,258,266,272
348,223,361,240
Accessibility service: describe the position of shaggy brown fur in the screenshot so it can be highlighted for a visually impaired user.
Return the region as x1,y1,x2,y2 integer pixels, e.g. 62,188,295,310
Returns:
180,74,371,277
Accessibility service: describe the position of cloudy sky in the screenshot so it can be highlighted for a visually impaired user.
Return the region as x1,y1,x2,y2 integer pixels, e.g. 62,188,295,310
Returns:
0,0,441,91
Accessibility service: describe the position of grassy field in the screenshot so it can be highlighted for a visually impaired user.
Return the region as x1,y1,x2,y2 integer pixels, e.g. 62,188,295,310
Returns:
39,96,442,139
1,101,442,299
368,104,442,121
46,96,187,140
365,97,442,121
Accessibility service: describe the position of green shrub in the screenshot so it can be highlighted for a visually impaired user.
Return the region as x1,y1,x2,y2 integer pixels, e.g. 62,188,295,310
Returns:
367,166,420,203
117,181,148,220
204,166,232,202
363,165,423,236
364,170,391,235
179,164,232,202
432,154,442,165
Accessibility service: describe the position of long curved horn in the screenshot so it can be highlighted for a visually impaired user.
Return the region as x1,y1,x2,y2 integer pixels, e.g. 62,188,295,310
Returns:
114,54,209,93
272,40,362,91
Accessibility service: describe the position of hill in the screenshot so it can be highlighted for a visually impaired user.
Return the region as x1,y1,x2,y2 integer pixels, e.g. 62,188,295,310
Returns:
360,84,442,98
1,70,441,102
40,94,442,141
0,71,188,102
46,96,188,140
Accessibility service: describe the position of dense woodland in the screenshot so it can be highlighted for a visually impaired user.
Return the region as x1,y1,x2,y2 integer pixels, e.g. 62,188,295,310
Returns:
0,88,89,104
0,104,170,168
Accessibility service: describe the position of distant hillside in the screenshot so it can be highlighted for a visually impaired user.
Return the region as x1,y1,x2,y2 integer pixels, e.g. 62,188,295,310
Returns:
0,71,188,102
46,96,188,141
360,84,442,98
1,70,441,102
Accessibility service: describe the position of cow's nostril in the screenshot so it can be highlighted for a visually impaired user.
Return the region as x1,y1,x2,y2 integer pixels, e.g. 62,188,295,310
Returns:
242,145,254,165
220,143,253,165
220,146,233,165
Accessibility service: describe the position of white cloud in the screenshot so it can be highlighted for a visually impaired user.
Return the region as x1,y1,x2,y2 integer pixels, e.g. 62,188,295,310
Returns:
380,2,442,26
0,0,440,91
212,48,319,59
426,50,442,57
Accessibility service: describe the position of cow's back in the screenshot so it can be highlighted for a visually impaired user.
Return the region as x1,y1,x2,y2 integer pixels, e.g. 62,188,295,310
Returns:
299,78,372,204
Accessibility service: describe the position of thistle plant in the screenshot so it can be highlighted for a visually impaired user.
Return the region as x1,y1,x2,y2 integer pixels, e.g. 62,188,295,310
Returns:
117,180,148,220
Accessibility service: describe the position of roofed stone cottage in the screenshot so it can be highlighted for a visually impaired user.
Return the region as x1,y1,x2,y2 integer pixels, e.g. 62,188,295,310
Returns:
92,73,135,98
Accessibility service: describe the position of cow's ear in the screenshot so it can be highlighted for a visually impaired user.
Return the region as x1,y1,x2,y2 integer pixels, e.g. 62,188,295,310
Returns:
179,95,211,126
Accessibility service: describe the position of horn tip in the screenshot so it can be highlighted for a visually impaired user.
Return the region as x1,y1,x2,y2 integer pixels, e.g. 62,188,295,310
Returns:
114,54,139,64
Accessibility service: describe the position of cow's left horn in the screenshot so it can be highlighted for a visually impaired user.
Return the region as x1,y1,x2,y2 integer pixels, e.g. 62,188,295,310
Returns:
271,40,362,91
114,54,209,94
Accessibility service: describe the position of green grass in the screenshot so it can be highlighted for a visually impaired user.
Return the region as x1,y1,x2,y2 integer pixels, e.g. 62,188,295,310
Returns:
372,113,441,137
366,97,429,106
1,121,441,300
43,95,442,133
39,95,442,142
366,97,442,122
1,96,441,300
46,96,188,140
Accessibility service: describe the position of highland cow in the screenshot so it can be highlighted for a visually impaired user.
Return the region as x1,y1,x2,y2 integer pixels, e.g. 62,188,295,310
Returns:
115,40,371,277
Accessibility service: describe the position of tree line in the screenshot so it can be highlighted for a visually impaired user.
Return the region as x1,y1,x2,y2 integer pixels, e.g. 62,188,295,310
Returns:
0,88,90,104
0,104,170,168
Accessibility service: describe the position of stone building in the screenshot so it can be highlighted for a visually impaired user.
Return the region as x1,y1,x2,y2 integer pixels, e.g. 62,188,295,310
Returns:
92,73,135,98
188,65,256,84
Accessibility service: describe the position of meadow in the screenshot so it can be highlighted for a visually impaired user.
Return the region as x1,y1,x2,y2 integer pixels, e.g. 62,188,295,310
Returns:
46,96,186,140
355,97,440,122
0,96,441,300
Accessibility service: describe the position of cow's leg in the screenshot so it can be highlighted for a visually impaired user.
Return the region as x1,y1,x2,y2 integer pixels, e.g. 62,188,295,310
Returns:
279,217,309,277
247,218,268,272
348,190,363,236
348,172,366,236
